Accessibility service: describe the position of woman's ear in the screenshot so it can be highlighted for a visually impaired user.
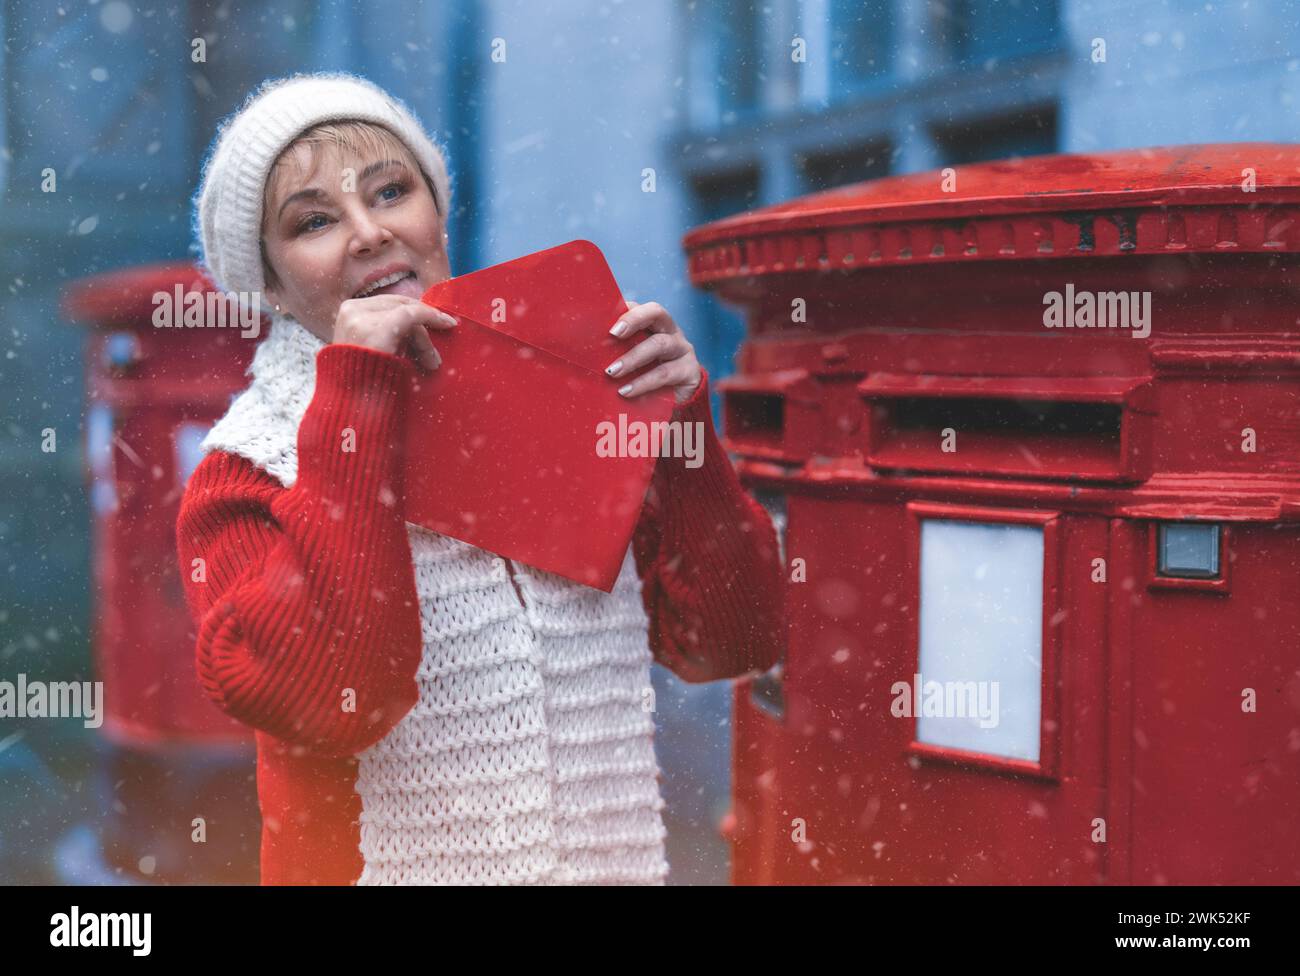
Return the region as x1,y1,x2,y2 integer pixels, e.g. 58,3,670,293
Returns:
259,237,284,312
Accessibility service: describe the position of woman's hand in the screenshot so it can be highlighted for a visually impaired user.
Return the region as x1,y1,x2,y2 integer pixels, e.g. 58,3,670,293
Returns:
332,294,458,373
604,300,702,407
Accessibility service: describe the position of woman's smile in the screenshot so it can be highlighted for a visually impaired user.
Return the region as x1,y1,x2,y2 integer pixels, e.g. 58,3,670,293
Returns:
351,267,422,300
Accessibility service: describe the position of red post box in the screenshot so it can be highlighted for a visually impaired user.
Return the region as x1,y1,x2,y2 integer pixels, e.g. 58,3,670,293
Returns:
61,263,259,882
684,143,1300,885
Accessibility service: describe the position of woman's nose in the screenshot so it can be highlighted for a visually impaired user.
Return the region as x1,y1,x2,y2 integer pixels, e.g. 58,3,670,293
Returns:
347,209,392,253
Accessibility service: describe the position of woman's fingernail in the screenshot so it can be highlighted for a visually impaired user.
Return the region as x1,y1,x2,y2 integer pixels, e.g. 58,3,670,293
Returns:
618,384,633,396
609,321,627,337
605,360,622,375
443,314,458,327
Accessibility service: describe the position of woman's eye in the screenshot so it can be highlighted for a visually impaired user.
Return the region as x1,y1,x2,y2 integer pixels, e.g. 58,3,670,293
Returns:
295,213,328,234
290,180,406,234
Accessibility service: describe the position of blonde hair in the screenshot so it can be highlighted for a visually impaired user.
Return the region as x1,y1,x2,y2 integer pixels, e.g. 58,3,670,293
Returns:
259,119,442,290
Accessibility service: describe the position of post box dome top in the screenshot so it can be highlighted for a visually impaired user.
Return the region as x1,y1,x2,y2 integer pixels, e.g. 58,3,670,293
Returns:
683,142,1300,284
62,262,220,330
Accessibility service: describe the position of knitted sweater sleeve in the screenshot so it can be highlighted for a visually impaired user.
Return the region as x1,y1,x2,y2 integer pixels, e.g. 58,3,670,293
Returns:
176,344,424,758
631,366,788,683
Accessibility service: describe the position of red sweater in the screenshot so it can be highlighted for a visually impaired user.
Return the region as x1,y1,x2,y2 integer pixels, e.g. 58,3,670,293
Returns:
176,342,786,885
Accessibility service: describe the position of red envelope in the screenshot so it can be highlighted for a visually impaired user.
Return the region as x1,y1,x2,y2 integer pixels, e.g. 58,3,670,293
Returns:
404,239,676,591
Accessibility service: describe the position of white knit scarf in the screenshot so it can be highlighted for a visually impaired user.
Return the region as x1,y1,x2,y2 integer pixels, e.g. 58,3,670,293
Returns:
201,313,670,885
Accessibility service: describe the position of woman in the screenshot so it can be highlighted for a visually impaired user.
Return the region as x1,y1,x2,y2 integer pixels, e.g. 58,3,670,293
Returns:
177,71,785,885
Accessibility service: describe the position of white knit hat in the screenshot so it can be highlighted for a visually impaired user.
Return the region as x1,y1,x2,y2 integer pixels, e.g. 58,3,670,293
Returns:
191,70,453,299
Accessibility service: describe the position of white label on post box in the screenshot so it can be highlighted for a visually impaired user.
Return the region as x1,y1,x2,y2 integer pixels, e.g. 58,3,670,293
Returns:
86,403,118,516
174,422,210,490
917,519,1043,762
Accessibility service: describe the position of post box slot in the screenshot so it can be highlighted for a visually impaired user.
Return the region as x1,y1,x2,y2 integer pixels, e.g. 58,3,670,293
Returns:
876,395,1123,476
728,391,784,441
886,396,1121,437
859,373,1152,482
717,367,812,462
